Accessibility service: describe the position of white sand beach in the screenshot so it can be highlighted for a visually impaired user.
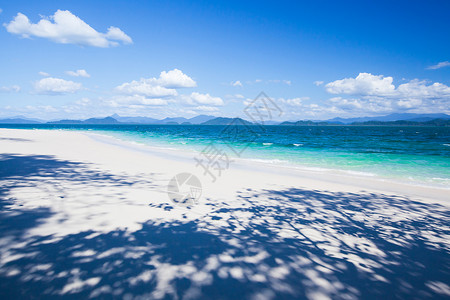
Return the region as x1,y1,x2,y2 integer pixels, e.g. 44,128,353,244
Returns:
0,128,449,299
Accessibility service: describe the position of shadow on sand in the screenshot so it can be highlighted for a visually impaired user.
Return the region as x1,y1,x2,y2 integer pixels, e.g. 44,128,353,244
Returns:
0,154,449,299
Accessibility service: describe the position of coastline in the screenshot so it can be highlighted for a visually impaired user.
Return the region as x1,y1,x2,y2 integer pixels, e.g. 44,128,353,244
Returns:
1,128,449,205
1,128,449,299
85,129,450,204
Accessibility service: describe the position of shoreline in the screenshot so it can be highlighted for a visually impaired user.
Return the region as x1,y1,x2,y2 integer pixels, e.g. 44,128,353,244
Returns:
86,129,450,191
1,125,448,190
1,128,449,205
85,130,450,204
1,128,450,298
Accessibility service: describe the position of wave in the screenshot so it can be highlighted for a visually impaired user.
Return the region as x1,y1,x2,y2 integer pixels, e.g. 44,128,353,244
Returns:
60,127,450,189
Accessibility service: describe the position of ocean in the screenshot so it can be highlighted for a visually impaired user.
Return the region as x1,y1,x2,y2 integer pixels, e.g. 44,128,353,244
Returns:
2,124,449,188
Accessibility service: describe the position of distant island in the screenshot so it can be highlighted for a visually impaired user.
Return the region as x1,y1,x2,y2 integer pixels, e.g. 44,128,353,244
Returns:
280,118,450,127
0,113,449,126
201,117,253,126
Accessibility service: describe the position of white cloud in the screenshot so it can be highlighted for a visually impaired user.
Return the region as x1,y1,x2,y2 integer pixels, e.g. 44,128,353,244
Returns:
325,76,450,114
326,73,450,100
329,97,365,110
157,69,196,88
193,106,220,112
109,95,168,107
39,71,50,77
314,81,324,86
326,73,396,95
34,77,82,95
271,73,450,119
246,79,291,85
115,81,177,98
185,92,223,106
0,85,21,93
396,79,450,99
231,80,243,87
115,69,196,98
104,26,132,45
0,8,3,14
66,69,90,78
279,97,310,107
4,10,132,47
427,61,450,70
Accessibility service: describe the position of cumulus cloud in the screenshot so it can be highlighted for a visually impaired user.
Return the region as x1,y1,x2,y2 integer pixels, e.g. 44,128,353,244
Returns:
157,69,196,88
4,10,132,47
326,73,396,95
34,77,82,95
268,73,450,119
109,95,168,107
324,74,450,114
184,92,223,106
427,61,450,70
279,97,310,107
396,79,450,99
231,80,243,87
0,85,21,93
314,81,324,86
329,97,366,110
326,73,450,100
39,71,50,77
115,69,196,98
66,69,90,78
115,82,177,98
270,98,341,120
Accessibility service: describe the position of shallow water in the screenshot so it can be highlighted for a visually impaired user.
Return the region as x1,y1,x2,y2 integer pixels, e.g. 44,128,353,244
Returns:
2,124,449,187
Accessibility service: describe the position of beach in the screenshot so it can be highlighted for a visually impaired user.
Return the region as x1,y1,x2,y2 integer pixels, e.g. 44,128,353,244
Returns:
0,128,449,299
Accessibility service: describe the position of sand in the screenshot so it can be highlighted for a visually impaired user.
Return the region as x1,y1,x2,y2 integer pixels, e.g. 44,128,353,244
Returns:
0,128,449,299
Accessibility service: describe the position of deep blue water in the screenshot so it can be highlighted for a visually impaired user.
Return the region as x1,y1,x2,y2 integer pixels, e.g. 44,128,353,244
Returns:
1,124,449,187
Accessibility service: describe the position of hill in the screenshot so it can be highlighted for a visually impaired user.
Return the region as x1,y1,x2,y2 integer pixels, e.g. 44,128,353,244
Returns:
326,113,450,124
280,120,331,126
353,118,450,126
48,117,120,124
201,117,254,125
0,118,41,124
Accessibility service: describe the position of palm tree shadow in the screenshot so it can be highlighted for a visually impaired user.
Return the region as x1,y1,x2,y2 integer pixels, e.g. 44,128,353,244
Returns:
0,154,449,299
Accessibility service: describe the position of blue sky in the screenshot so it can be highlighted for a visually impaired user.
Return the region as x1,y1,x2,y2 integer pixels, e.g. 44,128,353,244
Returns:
0,0,449,121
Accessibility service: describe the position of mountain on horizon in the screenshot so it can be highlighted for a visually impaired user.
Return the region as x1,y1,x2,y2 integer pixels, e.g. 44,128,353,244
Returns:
1,113,449,125
325,113,450,124
0,117,41,124
110,114,160,124
188,115,217,124
201,117,254,125
280,120,331,126
9,115,45,123
48,117,120,124
109,114,216,124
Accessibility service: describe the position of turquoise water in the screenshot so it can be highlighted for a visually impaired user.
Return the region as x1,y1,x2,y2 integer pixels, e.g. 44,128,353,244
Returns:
2,124,449,187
